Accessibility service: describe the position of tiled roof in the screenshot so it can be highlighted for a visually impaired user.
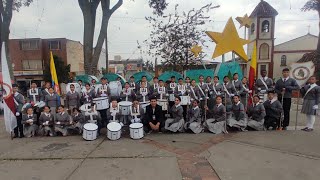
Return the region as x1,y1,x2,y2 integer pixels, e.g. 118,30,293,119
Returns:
250,0,278,17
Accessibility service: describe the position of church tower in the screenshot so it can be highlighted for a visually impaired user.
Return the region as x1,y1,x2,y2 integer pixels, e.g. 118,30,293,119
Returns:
247,0,278,78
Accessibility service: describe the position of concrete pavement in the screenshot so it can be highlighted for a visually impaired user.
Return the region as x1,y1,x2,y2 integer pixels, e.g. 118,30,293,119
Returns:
0,113,319,180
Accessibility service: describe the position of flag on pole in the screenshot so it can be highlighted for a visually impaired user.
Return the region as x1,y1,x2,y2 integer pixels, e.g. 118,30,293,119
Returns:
249,43,257,90
1,42,17,133
50,51,60,95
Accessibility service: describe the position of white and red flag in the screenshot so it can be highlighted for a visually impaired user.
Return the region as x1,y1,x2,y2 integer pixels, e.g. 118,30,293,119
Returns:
1,42,17,133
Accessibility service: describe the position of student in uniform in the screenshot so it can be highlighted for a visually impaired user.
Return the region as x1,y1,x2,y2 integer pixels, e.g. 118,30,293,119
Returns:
66,84,81,113
247,95,266,131
165,96,185,132
155,80,167,99
38,106,55,136
222,76,236,112
27,81,42,104
231,73,244,96
209,76,223,107
185,77,191,87
120,82,136,101
82,83,95,104
184,99,203,134
130,99,145,123
70,108,86,134
85,104,102,135
227,95,247,131
45,87,60,114
41,82,51,101
137,81,150,102
240,77,252,109
175,78,186,96
107,99,121,123
91,79,97,91
275,68,299,130
78,80,84,91
204,96,226,134
187,79,200,101
129,76,137,92
263,90,283,130
255,70,274,102
22,107,38,137
96,77,110,128
150,77,159,95
13,84,25,138
55,105,71,136
300,76,320,132
198,75,208,110
142,97,165,133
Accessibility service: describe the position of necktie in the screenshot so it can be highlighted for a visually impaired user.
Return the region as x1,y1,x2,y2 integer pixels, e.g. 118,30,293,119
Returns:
135,108,138,113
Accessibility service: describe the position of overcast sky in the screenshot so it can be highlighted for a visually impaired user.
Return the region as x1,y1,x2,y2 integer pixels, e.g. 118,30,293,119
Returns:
10,0,318,63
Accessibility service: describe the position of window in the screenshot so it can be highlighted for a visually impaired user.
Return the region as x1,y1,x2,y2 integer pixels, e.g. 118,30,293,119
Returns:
281,55,287,66
49,41,61,50
251,23,255,34
259,43,269,59
20,40,39,50
22,60,43,70
262,20,270,32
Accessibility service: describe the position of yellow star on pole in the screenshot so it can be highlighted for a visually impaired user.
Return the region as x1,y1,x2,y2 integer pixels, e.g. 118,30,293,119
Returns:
191,45,202,57
206,17,250,61
236,14,252,28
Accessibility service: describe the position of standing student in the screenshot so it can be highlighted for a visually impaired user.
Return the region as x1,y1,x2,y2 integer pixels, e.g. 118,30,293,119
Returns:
55,105,71,136
38,106,55,136
45,87,60,114
137,81,150,102
255,70,274,102
247,95,266,131
222,76,235,112
263,91,283,130
27,82,42,104
240,77,251,109
13,84,25,138
142,97,165,133
187,80,200,101
120,82,136,101
275,68,299,130
22,107,38,137
227,95,247,131
204,96,226,134
85,104,102,135
41,82,51,101
209,76,223,107
184,100,203,134
107,99,121,123
150,77,159,95
129,76,137,92
82,83,95,104
300,76,320,132
66,84,81,112
165,96,185,132
185,77,191,88
96,77,110,128
231,73,244,96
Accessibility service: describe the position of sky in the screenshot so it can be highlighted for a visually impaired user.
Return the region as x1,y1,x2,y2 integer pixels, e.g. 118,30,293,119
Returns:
10,0,319,63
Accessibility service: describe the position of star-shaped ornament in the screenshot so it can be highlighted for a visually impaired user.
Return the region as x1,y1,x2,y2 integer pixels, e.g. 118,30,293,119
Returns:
235,14,252,28
206,17,250,61
191,45,202,57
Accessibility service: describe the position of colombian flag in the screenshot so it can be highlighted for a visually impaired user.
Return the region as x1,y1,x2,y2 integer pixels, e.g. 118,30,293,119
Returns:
248,43,257,90
50,51,61,95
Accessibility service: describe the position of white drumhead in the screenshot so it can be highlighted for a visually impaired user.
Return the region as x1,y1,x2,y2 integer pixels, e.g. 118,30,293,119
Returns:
119,101,132,106
84,123,98,131
93,97,108,101
129,123,143,129
107,122,122,131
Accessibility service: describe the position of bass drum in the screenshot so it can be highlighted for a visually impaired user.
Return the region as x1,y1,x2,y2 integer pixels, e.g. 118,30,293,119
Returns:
109,81,122,97
66,83,81,93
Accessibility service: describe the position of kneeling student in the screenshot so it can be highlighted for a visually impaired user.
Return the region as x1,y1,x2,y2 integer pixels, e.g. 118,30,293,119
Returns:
227,95,247,131
55,105,71,136
165,96,185,132
263,91,283,130
22,107,38,137
38,106,54,136
247,95,266,131
130,99,144,124
107,99,121,123
71,108,86,134
184,100,203,133
204,96,226,134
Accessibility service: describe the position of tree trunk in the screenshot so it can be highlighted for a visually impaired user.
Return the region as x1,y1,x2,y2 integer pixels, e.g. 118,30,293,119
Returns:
317,20,320,52
105,30,109,72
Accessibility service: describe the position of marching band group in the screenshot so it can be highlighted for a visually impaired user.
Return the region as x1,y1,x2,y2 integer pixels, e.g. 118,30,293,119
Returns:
11,68,320,139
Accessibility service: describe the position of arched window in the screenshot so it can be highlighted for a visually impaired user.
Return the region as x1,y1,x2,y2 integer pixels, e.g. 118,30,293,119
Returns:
262,20,270,32
259,43,269,59
251,23,255,34
281,55,287,66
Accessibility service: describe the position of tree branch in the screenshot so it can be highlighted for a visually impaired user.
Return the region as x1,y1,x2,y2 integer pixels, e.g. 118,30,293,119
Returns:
110,0,123,15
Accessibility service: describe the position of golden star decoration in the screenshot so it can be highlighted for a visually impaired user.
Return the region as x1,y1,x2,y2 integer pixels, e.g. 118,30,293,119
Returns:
206,17,250,61
235,14,252,28
191,45,202,57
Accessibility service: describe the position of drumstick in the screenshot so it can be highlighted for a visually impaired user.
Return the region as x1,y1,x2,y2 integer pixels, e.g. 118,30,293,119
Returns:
224,92,228,134
204,89,208,122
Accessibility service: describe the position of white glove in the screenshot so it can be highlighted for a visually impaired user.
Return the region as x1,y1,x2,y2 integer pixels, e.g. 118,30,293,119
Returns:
230,94,235,97
15,112,20,116
46,121,49,125
248,90,252,93
56,121,61,125
313,105,319,110
199,98,203,101
258,88,261,91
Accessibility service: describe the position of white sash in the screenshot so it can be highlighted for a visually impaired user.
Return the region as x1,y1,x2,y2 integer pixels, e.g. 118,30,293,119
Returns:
260,77,269,91
190,86,198,100
223,83,230,96
303,84,317,99
212,83,218,95
197,85,205,97
232,80,238,94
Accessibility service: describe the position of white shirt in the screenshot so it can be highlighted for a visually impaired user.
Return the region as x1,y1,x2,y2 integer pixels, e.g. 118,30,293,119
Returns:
235,101,240,106
282,77,289,82
217,103,222,108
193,106,199,110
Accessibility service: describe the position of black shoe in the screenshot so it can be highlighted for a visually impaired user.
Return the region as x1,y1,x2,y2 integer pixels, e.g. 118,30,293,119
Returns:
301,127,308,131
283,127,287,130
305,128,314,132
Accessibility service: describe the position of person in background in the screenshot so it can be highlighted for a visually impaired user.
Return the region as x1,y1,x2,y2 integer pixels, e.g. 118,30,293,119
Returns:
130,99,145,123
300,76,320,132
231,73,244,96
38,106,55,136
222,76,235,112
82,83,95,104
107,99,121,124
22,107,38,138
247,95,266,131
165,96,184,133
129,76,137,92
142,97,165,133
137,81,150,102
255,70,274,102
70,108,86,134
150,77,159,95
91,79,97,91
187,79,200,101
27,81,42,104
120,82,136,101
55,105,71,136
184,100,203,134
204,96,226,134
78,80,84,91
263,90,283,130
240,77,252,109
45,87,60,114
66,84,81,113
85,104,102,135
13,84,25,138
185,77,191,87
41,82,51,101
275,68,299,130
209,76,223,107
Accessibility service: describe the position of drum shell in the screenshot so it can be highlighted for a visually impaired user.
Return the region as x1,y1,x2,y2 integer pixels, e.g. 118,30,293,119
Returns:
93,97,109,110
129,123,144,139
169,94,175,101
180,96,190,105
107,122,121,140
119,101,132,116
157,100,168,111
82,123,98,141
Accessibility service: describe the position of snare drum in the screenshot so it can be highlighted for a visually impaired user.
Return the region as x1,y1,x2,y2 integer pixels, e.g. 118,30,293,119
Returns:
157,99,168,111
129,123,144,139
140,101,150,113
93,97,109,110
169,94,175,101
107,122,122,140
119,101,132,116
180,96,190,105
34,101,46,108
82,123,98,141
